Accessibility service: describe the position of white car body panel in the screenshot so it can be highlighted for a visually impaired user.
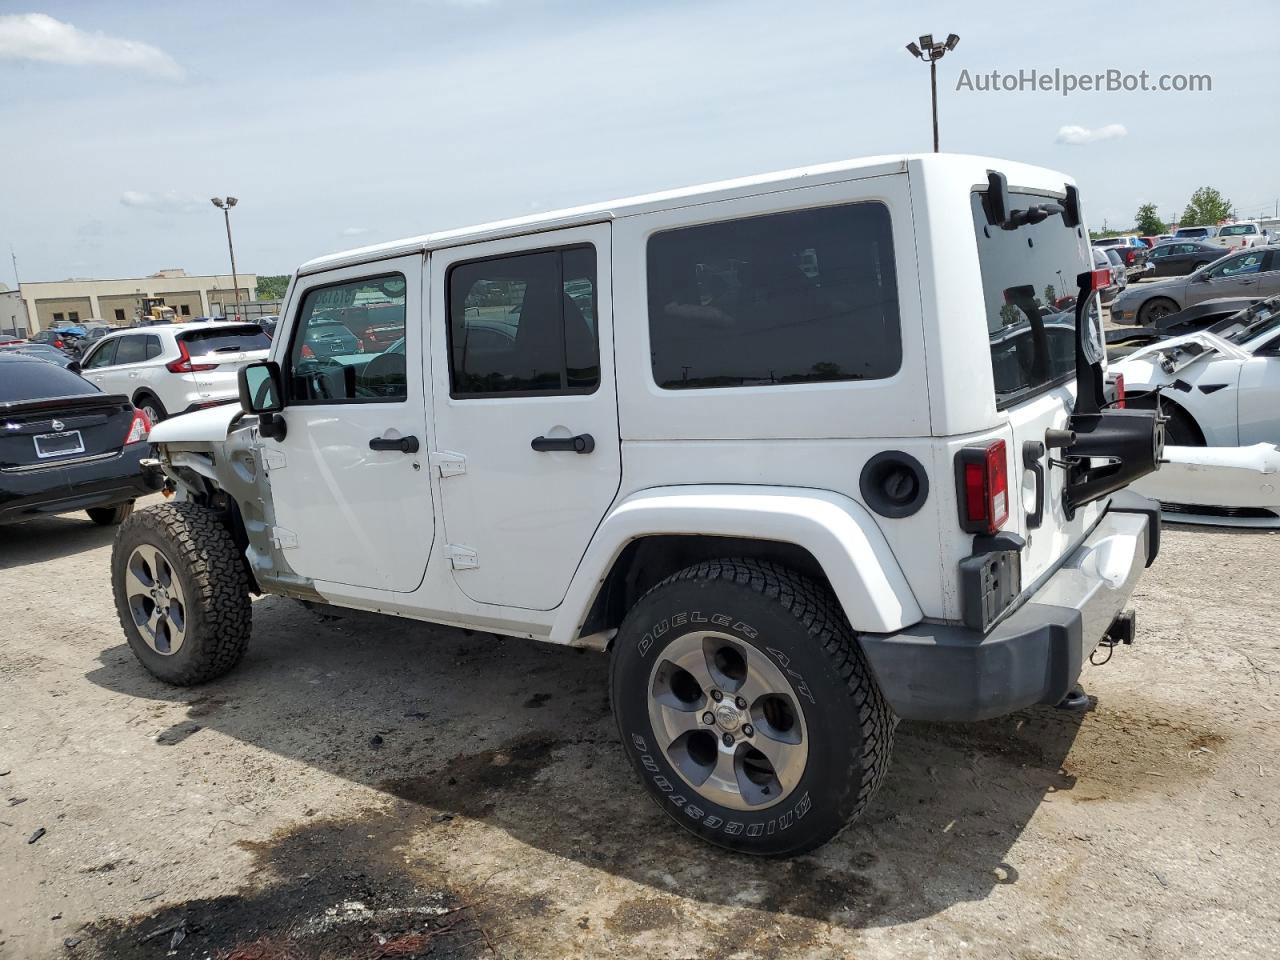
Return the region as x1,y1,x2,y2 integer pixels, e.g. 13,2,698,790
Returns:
551,487,923,643
1132,443,1280,527
147,404,242,444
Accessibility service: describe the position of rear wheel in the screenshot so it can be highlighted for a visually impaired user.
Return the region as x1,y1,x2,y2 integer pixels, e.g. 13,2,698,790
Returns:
87,502,133,526
111,502,252,685
610,559,894,857
135,393,166,424
1138,297,1179,325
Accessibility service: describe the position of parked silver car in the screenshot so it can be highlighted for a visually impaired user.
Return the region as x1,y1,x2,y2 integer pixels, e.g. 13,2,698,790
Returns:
1109,244,1280,325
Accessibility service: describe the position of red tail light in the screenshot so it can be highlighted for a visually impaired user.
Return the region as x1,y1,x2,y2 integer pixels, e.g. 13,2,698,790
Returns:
124,408,151,445
165,340,217,373
956,440,1010,535
1090,268,1112,291
53,339,64,349
1112,373,1126,409
301,344,315,359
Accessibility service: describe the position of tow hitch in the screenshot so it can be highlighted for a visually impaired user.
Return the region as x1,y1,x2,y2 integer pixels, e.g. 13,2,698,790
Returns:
1056,609,1137,710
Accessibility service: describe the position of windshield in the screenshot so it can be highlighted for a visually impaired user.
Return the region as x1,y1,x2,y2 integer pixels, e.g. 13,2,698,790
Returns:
1210,297,1280,345
972,190,1093,408
1218,224,1256,237
1176,227,1210,238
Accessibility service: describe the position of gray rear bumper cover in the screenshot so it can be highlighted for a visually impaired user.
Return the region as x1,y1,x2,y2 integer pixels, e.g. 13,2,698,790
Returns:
859,493,1159,722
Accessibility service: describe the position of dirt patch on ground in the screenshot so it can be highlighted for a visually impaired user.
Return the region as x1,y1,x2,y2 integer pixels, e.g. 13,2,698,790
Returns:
1,505,1278,960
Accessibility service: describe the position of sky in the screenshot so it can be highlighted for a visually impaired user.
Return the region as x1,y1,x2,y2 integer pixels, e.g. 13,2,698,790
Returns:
0,1,1276,283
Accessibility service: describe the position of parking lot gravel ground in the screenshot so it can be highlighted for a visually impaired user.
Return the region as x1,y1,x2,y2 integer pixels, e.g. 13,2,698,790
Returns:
2,493,1278,959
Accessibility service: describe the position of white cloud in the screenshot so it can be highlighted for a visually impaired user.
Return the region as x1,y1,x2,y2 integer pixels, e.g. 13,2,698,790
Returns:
0,13,182,78
1056,123,1128,145
340,227,370,237
119,191,206,214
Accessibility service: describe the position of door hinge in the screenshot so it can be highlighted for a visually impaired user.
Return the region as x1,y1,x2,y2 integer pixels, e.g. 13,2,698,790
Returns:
270,526,298,549
429,450,466,477
446,544,478,570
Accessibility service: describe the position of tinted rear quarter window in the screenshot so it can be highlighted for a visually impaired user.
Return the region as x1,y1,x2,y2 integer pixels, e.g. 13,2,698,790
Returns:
181,326,272,356
0,358,99,402
647,203,901,389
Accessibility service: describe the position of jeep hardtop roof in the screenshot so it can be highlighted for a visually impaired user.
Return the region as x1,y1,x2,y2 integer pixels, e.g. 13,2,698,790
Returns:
297,153,1076,277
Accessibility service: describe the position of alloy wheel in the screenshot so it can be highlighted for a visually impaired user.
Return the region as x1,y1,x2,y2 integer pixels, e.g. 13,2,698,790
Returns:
646,630,809,811
123,544,188,655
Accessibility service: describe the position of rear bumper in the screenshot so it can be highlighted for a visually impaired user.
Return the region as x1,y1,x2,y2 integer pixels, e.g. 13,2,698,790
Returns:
859,492,1160,722
0,443,160,524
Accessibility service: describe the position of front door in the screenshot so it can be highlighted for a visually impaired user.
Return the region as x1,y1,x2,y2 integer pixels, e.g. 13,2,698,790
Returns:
263,256,432,592
429,224,621,611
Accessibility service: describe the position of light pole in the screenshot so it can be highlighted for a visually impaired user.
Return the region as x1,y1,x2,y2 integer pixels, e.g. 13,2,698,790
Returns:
210,197,240,314
905,33,959,152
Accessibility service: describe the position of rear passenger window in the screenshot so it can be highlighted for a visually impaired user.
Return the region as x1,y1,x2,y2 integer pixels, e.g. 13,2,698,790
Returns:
447,246,599,396
144,335,163,360
114,335,148,365
647,203,901,389
287,275,408,403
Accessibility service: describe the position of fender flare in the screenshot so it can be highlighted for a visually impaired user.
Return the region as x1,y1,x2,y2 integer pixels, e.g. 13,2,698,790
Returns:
551,485,923,644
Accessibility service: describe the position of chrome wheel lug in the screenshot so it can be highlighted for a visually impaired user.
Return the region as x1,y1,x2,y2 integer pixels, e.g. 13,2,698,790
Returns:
710,690,723,703
722,732,734,747
735,696,747,710
702,711,715,725
743,724,754,737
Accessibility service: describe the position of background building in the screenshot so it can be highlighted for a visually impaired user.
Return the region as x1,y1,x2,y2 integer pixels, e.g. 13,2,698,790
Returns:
0,284,30,336
12,269,258,333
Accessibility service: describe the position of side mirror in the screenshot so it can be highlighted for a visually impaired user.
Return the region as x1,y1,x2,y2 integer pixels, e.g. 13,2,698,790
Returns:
68,360,82,374
238,360,283,414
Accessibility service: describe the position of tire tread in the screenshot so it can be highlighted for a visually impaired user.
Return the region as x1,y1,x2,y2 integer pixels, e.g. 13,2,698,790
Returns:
113,501,251,685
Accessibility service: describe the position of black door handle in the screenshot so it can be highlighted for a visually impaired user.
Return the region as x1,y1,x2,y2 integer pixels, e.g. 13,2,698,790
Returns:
369,435,420,453
531,433,595,454
1023,440,1046,529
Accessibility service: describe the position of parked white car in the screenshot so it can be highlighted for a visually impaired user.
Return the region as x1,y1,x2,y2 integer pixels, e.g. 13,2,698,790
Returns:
112,154,1163,857
78,322,272,423
1112,296,1280,447
1211,221,1265,250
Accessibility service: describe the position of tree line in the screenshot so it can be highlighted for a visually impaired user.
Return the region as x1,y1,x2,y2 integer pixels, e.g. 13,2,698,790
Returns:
1093,187,1235,239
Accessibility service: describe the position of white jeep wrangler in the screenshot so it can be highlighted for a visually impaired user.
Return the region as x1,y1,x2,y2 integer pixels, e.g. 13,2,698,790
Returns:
112,154,1164,856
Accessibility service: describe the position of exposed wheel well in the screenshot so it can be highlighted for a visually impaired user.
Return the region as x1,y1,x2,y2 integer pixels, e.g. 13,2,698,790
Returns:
1126,392,1206,446
578,535,834,641
132,389,163,412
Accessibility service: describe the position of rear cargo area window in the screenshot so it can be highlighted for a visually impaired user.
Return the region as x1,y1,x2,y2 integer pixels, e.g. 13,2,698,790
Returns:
971,191,1091,408
181,326,271,356
646,203,901,389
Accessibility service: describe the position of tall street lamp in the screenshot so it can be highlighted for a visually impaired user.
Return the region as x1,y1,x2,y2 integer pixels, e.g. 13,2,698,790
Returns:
905,33,959,152
210,196,240,314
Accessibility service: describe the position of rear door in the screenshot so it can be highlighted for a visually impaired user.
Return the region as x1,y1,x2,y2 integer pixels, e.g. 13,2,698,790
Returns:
79,336,122,393
972,189,1102,585
428,224,621,611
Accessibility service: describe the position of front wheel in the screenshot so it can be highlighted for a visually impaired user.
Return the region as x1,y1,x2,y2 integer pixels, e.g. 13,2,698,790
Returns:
111,502,252,685
87,502,134,526
610,559,894,857
1139,297,1179,325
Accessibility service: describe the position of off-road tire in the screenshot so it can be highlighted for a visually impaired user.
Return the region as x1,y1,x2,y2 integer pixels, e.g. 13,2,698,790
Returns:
111,502,252,685
87,502,134,526
610,558,894,857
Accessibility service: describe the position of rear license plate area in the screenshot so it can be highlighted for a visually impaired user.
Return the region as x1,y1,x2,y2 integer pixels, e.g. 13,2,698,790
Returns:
34,430,85,459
